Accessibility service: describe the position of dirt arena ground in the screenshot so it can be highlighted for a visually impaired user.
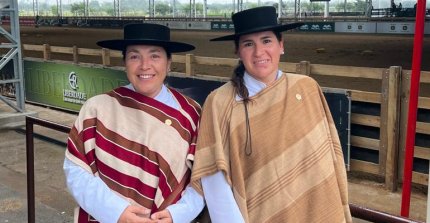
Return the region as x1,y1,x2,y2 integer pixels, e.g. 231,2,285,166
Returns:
15,26,430,96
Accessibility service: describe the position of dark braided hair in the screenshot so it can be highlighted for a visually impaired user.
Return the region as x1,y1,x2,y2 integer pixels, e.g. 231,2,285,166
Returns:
231,31,283,155
231,60,249,102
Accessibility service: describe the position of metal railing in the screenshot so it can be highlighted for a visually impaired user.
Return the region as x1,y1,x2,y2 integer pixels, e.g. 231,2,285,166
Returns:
25,116,71,223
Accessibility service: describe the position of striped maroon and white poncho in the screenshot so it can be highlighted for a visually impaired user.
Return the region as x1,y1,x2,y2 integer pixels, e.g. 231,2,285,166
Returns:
66,86,201,223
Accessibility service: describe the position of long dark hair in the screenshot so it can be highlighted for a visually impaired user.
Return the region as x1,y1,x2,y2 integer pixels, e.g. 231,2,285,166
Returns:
231,31,283,156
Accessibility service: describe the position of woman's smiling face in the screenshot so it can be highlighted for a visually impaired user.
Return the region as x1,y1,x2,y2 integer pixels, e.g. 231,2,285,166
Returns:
236,31,284,85
125,45,171,98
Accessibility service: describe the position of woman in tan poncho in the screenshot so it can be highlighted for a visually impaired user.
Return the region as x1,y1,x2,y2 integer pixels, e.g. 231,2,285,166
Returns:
190,6,353,223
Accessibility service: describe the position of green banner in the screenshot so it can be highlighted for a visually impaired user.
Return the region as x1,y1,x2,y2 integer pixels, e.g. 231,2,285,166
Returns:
24,60,129,111
298,22,335,32
211,21,234,30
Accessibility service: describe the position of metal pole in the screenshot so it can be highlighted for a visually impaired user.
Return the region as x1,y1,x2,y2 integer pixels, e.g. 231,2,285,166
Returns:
294,0,297,18
278,0,282,19
203,0,207,18
153,0,155,17
113,0,115,17
82,0,85,17
400,0,426,218
26,118,35,223
324,1,329,18
344,0,346,13
172,0,176,17
59,0,63,18
10,0,25,110
148,0,152,17
148,0,154,17
366,0,372,17
193,0,196,17
118,0,121,18
298,0,301,18
35,0,39,16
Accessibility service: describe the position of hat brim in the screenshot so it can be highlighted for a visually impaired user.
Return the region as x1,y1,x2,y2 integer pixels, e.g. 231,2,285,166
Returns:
210,22,304,41
96,39,195,53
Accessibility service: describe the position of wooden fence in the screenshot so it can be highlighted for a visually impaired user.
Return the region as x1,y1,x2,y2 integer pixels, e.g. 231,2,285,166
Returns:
21,44,430,191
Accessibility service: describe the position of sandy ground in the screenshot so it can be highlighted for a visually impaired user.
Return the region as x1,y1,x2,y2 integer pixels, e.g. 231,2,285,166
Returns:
12,25,430,96
16,26,430,70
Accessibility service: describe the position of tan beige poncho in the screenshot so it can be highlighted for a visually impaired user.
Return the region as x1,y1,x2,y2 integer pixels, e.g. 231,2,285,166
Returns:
191,73,352,223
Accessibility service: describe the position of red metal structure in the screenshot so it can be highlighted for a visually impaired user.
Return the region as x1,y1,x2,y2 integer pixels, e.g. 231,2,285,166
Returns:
400,0,427,217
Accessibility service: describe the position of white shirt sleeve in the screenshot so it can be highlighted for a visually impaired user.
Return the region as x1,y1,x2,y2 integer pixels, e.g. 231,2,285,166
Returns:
63,157,129,223
166,186,205,223
201,171,245,223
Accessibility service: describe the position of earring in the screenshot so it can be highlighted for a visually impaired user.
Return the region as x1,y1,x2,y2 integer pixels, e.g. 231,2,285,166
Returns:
281,51,285,55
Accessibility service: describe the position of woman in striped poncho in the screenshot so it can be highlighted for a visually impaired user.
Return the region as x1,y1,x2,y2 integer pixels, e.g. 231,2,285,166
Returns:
63,23,204,223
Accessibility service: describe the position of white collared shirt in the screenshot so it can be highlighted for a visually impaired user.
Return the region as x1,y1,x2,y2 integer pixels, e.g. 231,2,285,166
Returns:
236,70,283,100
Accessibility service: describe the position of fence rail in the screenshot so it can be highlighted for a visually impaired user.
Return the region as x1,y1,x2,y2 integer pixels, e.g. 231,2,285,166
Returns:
21,44,430,191
25,116,71,223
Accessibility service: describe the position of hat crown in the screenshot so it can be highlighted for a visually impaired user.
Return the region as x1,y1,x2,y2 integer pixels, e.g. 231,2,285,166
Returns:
124,23,170,41
210,6,303,41
96,23,194,52
232,6,278,34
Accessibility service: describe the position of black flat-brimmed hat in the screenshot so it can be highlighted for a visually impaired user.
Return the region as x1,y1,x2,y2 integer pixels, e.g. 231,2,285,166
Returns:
211,6,304,41
97,23,195,53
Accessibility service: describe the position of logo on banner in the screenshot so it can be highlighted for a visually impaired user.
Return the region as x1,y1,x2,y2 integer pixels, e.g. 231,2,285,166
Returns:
69,72,78,90
64,71,87,104
311,24,320,30
322,24,332,30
